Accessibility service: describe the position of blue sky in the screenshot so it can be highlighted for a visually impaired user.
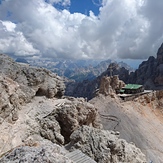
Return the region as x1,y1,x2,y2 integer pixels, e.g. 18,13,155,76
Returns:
0,0,163,62
51,0,101,15
69,0,101,16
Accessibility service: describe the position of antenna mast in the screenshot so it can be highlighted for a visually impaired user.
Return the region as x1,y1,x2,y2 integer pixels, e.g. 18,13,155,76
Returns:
109,63,117,77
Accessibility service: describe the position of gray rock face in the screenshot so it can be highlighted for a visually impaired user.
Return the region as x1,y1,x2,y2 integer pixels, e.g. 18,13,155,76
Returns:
128,43,163,89
0,141,73,163
39,116,64,145
99,75,125,96
39,97,101,143
65,63,129,100
157,43,163,64
0,75,27,123
0,54,65,99
66,126,147,163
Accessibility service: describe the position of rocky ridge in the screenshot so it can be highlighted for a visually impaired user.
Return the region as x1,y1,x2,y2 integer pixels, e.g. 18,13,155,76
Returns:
129,43,163,89
66,43,163,100
0,54,146,162
27,58,134,82
0,54,65,99
65,63,129,100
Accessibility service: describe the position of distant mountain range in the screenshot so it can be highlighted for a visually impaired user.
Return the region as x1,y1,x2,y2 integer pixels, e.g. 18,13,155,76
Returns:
65,43,163,99
65,62,130,100
22,58,134,82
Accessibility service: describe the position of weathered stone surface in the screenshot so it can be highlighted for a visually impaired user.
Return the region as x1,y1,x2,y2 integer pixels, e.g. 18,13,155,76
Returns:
0,54,65,99
65,63,129,100
0,141,73,163
128,43,163,90
99,75,125,96
66,126,147,163
0,75,27,123
0,94,101,155
43,97,102,143
39,115,64,145
133,90,163,108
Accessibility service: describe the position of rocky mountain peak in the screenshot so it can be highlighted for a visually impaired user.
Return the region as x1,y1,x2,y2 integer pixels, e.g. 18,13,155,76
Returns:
157,43,163,64
128,43,163,89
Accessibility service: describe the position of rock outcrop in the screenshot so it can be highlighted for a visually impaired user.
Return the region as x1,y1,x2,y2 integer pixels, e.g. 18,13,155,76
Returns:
133,90,163,108
0,75,26,123
38,97,101,144
0,54,65,99
99,75,125,96
0,54,65,123
66,125,147,163
129,43,163,89
0,93,102,155
0,141,72,163
65,63,129,100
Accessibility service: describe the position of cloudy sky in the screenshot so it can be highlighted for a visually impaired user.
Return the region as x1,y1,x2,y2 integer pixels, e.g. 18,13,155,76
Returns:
0,0,163,60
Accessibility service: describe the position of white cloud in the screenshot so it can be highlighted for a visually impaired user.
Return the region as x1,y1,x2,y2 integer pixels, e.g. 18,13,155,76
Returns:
1,21,16,32
0,0,163,60
46,0,70,6
0,20,39,56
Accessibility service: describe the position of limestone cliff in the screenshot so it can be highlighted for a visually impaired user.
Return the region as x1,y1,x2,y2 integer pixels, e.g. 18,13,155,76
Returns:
129,43,163,89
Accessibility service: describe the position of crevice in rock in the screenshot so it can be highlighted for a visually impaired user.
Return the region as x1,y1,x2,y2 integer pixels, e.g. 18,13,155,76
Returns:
35,88,46,96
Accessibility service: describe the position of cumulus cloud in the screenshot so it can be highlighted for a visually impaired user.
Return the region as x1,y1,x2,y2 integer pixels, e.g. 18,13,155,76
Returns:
0,20,39,56
46,0,70,6
0,0,163,60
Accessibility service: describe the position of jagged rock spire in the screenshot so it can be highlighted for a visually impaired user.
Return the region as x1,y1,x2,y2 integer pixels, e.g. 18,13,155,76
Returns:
157,43,163,64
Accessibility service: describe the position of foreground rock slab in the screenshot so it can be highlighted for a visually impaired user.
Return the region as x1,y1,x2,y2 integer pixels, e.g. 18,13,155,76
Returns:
0,141,73,163
66,125,147,163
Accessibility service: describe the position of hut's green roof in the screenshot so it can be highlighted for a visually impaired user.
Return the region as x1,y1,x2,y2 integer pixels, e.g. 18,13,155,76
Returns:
123,84,143,90
120,89,125,93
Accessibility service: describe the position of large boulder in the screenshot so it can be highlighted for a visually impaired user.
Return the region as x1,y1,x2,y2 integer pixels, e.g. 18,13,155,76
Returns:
66,125,147,163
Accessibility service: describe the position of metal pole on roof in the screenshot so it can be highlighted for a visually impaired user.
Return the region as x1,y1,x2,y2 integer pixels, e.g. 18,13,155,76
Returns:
109,63,117,77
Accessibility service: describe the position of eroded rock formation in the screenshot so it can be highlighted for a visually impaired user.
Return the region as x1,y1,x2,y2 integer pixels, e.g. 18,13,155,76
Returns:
99,75,125,96
0,54,65,99
66,125,147,163
65,63,129,100
0,75,27,123
129,43,163,89
38,97,101,144
0,141,72,163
